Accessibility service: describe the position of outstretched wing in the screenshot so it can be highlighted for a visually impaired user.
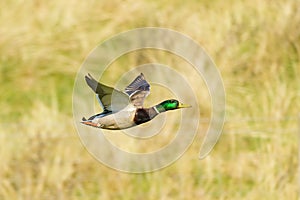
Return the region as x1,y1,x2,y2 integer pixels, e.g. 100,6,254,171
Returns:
85,74,129,112
124,73,150,108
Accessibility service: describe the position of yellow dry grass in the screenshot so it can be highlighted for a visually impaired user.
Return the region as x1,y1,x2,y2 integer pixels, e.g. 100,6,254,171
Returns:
0,0,299,199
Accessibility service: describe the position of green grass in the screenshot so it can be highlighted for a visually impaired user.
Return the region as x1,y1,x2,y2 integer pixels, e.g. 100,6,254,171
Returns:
0,0,299,199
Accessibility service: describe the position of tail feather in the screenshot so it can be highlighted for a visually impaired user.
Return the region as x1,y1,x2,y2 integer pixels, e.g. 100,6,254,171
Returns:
81,120,101,128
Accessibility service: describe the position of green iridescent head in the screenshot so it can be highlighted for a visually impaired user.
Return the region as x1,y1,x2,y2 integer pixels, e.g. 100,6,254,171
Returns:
155,99,191,113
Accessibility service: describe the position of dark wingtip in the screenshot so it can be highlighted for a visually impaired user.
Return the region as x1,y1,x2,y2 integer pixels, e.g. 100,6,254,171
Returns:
140,73,145,79
84,74,89,82
84,73,99,93
85,73,92,81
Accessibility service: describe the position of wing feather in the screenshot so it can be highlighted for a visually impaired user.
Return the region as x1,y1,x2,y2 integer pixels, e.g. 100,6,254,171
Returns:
124,73,150,108
85,74,129,112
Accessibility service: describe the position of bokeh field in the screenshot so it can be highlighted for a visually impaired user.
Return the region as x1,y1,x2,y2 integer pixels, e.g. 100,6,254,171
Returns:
1,0,299,199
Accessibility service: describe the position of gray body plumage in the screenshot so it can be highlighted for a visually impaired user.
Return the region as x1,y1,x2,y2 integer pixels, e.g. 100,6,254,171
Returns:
90,104,138,130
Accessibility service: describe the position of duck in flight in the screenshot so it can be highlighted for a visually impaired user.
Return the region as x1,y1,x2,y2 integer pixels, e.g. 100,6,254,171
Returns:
81,73,190,130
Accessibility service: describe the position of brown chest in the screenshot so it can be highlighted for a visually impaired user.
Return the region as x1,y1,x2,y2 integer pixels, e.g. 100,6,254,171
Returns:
133,108,158,125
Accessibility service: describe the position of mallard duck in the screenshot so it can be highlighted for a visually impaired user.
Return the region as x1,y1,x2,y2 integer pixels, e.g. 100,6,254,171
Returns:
81,73,190,130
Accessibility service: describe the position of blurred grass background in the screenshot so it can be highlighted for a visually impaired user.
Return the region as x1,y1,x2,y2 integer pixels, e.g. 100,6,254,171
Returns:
0,0,299,199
